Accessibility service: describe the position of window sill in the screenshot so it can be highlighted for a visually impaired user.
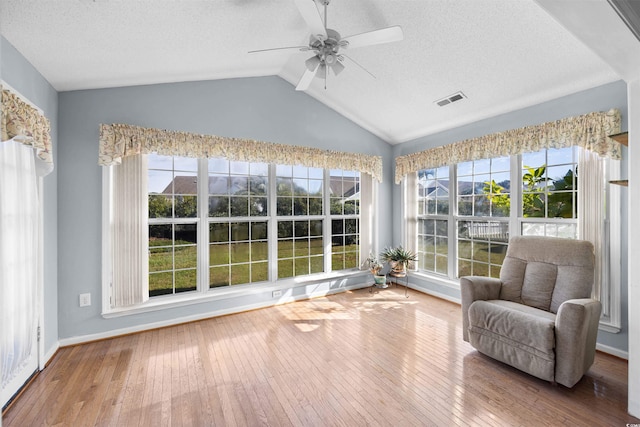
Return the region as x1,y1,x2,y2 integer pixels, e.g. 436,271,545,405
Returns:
598,321,621,334
102,269,368,318
410,271,461,289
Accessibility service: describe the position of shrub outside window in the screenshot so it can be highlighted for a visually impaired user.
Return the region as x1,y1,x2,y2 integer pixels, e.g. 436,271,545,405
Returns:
521,146,578,238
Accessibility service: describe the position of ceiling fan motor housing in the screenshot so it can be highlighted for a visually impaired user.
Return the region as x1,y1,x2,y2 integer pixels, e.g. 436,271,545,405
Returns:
310,28,343,65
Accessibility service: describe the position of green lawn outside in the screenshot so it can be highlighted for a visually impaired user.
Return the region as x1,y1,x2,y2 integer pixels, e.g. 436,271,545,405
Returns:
149,239,359,296
417,238,506,279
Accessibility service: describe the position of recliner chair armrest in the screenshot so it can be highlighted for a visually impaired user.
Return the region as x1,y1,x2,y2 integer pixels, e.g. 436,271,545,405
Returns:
460,276,502,342
554,298,602,387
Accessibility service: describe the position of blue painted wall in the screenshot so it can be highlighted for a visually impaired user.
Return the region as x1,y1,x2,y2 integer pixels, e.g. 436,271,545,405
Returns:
1,37,59,356
392,80,629,352
57,77,393,340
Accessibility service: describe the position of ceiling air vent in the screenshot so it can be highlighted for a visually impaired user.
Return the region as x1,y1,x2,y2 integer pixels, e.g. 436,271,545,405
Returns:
435,91,466,107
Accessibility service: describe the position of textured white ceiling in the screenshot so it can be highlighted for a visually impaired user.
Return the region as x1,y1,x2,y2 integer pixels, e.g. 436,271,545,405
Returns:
0,0,622,143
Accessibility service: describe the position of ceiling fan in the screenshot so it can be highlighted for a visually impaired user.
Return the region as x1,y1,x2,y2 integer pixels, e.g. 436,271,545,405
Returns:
249,0,404,91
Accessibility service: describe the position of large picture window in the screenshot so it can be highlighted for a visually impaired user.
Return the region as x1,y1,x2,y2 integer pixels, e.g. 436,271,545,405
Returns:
415,146,579,280
145,156,362,298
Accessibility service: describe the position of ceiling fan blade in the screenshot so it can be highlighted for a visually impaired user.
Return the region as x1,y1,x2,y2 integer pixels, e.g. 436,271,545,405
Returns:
248,45,310,54
305,55,321,71
341,54,375,79
341,25,404,49
330,60,345,76
294,0,328,41
296,57,322,91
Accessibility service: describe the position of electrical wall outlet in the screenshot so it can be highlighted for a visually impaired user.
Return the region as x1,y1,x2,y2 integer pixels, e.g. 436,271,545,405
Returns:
272,290,282,298
79,293,91,307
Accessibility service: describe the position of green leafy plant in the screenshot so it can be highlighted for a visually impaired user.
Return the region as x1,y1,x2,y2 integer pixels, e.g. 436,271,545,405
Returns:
482,179,510,216
379,246,417,273
522,165,548,217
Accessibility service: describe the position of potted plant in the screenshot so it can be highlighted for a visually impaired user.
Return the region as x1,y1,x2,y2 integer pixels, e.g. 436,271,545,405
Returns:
379,246,417,276
365,253,387,286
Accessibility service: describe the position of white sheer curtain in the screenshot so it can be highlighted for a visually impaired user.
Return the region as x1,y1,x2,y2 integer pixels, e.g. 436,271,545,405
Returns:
403,172,418,266
359,173,377,268
1,138,39,394
109,154,149,307
577,148,606,304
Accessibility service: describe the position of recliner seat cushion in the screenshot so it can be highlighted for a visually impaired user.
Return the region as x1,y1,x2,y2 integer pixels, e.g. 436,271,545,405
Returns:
468,300,556,381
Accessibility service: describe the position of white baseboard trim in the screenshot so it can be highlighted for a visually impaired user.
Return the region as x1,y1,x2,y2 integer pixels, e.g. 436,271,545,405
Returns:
43,343,59,368
408,283,461,305
630,401,640,420
596,342,629,359
59,283,367,347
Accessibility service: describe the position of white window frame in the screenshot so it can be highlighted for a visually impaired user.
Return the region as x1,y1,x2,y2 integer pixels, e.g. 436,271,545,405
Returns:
274,164,327,280
328,169,362,273
146,155,199,298
102,158,367,317
205,158,270,288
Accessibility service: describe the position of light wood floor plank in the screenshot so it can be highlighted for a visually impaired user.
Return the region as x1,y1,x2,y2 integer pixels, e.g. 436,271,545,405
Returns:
4,287,639,426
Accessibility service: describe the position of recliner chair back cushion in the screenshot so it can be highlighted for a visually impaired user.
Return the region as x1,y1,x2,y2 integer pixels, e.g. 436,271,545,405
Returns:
521,262,557,310
550,264,594,313
498,236,594,313
498,256,527,302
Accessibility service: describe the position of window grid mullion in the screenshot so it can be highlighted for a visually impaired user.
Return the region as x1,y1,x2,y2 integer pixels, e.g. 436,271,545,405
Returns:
323,168,331,273
268,164,278,282
510,154,521,238
198,158,208,292
448,164,457,280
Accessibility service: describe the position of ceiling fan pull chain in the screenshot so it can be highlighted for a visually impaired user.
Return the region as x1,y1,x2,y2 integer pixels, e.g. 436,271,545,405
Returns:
325,63,328,90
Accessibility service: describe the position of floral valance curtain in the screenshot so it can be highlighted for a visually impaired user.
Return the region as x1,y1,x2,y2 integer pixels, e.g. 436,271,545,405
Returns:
99,123,383,182
394,109,621,184
1,87,53,176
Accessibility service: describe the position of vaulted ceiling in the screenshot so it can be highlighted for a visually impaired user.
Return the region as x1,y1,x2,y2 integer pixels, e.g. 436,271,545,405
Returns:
0,0,631,144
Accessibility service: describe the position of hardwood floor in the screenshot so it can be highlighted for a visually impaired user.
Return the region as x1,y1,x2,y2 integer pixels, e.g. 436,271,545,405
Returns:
4,287,639,426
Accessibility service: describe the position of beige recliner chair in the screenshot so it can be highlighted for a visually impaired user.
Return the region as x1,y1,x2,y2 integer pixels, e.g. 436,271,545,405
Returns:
460,236,601,387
